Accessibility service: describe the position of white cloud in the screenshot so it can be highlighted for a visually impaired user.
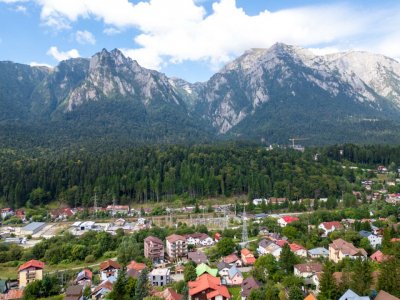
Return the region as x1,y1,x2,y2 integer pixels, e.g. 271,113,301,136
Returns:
4,0,400,70
47,46,80,61
103,27,121,36
30,61,53,68
75,30,96,45
0,0,29,3
14,5,27,12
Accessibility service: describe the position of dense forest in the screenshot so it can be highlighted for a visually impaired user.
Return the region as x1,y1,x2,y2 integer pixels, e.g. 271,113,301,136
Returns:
1,143,400,209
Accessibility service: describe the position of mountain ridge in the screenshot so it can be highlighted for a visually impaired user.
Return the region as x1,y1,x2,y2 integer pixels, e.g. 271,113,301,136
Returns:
1,43,400,147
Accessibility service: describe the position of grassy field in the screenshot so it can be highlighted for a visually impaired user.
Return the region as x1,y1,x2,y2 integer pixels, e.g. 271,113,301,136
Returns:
228,286,242,300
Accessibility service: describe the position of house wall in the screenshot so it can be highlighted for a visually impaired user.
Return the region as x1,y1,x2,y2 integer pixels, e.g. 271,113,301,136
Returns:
19,268,43,288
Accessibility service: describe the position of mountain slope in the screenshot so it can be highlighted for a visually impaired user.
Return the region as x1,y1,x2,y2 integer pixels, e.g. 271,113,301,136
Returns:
1,44,400,148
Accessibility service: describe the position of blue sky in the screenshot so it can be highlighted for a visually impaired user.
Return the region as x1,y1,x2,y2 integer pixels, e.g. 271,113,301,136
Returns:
0,0,399,82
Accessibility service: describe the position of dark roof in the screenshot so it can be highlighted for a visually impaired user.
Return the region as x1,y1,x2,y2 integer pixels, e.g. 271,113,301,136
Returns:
216,261,230,271
188,251,208,264
241,277,261,297
65,285,83,300
144,236,163,244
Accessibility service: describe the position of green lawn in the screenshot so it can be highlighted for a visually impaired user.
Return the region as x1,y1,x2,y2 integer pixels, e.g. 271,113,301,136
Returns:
228,286,242,300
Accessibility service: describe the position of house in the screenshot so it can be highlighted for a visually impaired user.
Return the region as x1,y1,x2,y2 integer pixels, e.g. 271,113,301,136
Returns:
18,260,44,288
294,263,323,289
223,254,242,267
268,198,288,205
149,268,171,286
196,263,218,277
318,221,343,236
15,209,25,221
290,243,307,257
1,208,14,219
359,231,382,248
278,216,299,227
79,221,96,231
20,222,46,236
154,288,183,300
144,236,164,261
185,233,214,246
223,266,243,286
127,260,146,272
241,249,256,266
329,239,367,263
257,240,282,259
99,260,121,281
217,262,231,278
252,198,267,206
92,280,113,300
75,269,92,286
241,277,261,300
370,250,392,263
188,251,209,265
64,285,83,300
106,205,130,215
339,289,370,300
166,234,188,259
308,247,329,259
50,208,74,220
375,290,400,300
188,274,231,300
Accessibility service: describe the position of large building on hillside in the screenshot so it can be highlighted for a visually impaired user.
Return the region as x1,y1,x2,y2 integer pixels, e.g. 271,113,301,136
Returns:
166,234,187,259
18,260,45,288
144,236,165,261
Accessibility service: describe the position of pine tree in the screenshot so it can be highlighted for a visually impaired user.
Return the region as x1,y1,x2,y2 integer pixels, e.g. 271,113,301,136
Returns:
350,259,372,295
318,262,338,300
136,268,150,300
378,257,400,297
288,286,304,300
279,243,297,274
108,268,127,300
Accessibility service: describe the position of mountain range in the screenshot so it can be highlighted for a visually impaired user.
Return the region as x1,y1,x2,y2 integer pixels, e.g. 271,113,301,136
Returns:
1,43,400,149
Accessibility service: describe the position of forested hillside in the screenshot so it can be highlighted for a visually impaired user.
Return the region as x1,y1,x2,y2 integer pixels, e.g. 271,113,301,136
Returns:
3,144,400,209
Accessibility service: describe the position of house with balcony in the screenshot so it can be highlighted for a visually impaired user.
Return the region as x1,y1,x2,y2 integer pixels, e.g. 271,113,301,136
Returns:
18,260,45,288
144,236,165,262
166,234,187,259
329,239,367,263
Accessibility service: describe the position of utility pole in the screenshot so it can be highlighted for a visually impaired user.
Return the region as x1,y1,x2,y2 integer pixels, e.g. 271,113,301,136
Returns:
241,206,249,247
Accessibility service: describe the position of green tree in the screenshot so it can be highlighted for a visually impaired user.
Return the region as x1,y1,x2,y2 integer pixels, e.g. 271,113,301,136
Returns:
216,237,235,257
108,268,127,300
318,262,338,300
288,286,304,300
136,268,150,300
377,257,400,297
279,243,297,274
350,259,372,295
184,264,197,282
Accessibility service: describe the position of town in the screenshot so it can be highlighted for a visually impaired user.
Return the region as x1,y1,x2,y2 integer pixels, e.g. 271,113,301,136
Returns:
0,161,399,300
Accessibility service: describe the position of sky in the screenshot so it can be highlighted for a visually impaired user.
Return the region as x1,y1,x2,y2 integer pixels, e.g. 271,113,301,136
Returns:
0,0,399,82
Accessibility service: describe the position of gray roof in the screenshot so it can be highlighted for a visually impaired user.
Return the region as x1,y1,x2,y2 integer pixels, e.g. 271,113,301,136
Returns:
188,251,208,264
22,222,45,232
258,239,272,248
339,289,370,300
308,247,329,255
228,265,242,279
359,230,372,238
217,261,230,271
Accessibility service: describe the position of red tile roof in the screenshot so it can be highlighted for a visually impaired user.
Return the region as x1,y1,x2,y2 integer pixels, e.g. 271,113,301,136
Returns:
154,288,183,300
18,259,44,272
5,289,23,300
370,250,392,263
166,234,185,243
375,290,400,300
294,263,323,273
281,216,299,223
320,221,342,230
276,240,288,247
223,253,240,264
188,274,230,299
99,259,121,271
127,261,146,272
290,243,305,252
241,248,252,256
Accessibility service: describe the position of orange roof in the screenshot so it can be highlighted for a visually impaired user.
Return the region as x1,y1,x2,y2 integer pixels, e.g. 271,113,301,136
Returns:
245,257,256,264
188,274,230,299
18,259,44,272
99,259,121,271
290,243,305,252
127,261,146,272
154,288,183,300
304,294,317,300
321,221,342,230
241,248,252,256
5,289,23,300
